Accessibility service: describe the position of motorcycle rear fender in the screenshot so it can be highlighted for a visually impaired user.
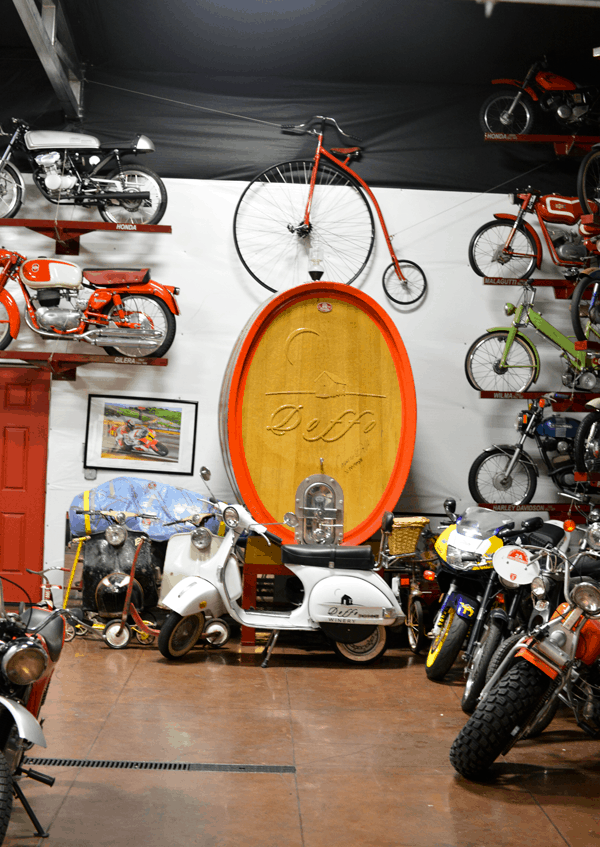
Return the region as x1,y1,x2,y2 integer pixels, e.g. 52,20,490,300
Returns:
485,327,541,382
0,290,20,339
491,79,539,101
484,444,539,477
0,697,46,747
161,576,226,618
111,281,180,315
492,214,543,267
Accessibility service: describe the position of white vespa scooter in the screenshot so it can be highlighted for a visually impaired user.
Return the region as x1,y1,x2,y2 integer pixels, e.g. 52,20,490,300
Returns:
157,468,405,665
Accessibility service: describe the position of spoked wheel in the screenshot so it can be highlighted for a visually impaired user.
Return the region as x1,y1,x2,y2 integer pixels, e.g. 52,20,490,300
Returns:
468,221,537,280
333,625,387,664
134,625,156,645
233,159,375,293
99,164,168,225
479,89,535,135
465,331,537,392
468,447,537,505
574,411,600,473
570,275,600,343
0,163,23,218
406,596,428,653
203,617,231,647
577,148,600,216
103,620,132,649
158,612,205,659
102,294,176,358
382,260,427,305
64,620,77,642
0,301,13,351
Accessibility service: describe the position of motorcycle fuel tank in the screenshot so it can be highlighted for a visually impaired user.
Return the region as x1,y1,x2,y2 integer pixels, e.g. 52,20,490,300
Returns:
19,258,82,290
24,130,101,150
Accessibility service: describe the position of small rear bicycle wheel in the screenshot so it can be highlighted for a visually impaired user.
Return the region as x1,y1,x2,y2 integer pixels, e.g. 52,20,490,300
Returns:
382,260,427,304
233,159,375,293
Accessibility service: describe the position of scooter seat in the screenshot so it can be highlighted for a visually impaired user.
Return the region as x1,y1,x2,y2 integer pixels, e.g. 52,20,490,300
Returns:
281,544,375,570
83,268,150,286
23,607,65,662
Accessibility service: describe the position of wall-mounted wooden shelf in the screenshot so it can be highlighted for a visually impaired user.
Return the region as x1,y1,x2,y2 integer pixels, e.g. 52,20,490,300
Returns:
0,350,167,381
479,391,600,412
482,276,576,300
484,132,600,156
0,219,172,255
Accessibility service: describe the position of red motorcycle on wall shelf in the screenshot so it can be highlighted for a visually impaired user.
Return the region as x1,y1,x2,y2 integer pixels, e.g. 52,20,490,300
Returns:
480,58,600,135
468,187,600,281
0,250,178,358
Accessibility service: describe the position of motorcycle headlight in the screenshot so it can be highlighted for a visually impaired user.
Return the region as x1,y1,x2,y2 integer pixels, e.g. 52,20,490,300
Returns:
223,507,239,528
191,527,211,550
531,575,549,601
2,640,48,685
571,581,600,615
504,302,516,317
586,523,600,551
105,525,128,546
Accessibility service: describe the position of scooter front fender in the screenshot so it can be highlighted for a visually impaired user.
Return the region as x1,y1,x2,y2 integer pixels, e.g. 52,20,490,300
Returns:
0,290,20,339
0,697,46,747
492,213,543,268
485,327,541,383
161,576,225,618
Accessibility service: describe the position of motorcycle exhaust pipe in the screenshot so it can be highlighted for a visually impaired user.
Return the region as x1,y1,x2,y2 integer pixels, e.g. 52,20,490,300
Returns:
87,335,163,348
74,192,151,201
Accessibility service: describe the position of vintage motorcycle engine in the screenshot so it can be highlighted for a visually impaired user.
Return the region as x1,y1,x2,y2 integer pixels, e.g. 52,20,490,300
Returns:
548,227,588,261
34,151,78,194
34,289,83,330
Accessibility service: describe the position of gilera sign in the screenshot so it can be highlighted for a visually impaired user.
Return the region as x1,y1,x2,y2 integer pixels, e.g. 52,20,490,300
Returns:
220,282,417,545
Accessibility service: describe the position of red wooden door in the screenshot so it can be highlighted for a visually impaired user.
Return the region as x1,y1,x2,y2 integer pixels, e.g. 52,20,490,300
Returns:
0,369,50,602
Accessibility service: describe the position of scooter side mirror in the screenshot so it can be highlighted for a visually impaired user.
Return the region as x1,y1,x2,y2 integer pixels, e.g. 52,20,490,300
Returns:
381,511,394,535
200,466,211,481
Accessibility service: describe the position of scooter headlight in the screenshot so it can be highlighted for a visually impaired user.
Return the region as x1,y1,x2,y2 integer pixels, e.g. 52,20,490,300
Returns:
2,640,48,685
586,523,600,551
105,525,128,546
191,527,211,550
571,581,600,615
222,507,239,528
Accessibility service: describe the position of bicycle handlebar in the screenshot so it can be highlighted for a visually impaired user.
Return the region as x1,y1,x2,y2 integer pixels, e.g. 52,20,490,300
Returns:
281,115,362,142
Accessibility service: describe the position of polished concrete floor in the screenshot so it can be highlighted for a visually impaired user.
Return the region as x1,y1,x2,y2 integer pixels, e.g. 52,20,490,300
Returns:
5,629,599,847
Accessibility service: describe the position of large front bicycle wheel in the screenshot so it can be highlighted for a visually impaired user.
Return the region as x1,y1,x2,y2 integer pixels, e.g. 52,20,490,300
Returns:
465,331,537,392
468,447,537,505
233,159,375,293
577,147,600,215
570,275,600,342
468,221,537,280
574,411,600,473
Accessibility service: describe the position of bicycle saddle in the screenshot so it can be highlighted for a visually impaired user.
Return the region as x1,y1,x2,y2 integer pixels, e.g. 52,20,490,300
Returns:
330,146,362,156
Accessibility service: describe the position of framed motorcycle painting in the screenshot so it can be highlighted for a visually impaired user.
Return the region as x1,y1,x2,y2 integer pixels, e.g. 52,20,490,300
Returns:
83,394,198,475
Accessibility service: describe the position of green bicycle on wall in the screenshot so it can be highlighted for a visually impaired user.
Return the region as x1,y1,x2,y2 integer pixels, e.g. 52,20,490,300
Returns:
465,273,600,393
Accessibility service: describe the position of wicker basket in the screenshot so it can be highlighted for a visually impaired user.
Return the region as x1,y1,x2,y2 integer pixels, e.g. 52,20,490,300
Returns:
388,516,430,556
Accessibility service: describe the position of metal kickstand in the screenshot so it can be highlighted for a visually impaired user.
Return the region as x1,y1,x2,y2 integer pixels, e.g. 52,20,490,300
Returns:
13,779,50,838
260,630,280,668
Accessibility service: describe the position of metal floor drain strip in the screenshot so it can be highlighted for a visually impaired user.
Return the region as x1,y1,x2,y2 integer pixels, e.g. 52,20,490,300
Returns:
25,757,295,774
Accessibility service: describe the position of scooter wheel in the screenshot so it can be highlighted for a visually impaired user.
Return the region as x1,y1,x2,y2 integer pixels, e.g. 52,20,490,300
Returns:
103,620,132,649
333,625,387,664
158,612,204,659
203,617,231,647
